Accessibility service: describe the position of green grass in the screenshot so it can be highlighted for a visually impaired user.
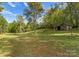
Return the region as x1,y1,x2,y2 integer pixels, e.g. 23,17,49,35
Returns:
0,29,79,56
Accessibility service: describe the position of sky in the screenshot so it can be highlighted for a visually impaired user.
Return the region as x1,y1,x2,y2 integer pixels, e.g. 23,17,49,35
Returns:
0,2,56,23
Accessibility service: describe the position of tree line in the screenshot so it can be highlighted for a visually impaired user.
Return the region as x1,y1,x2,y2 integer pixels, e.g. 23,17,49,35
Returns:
0,2,79,33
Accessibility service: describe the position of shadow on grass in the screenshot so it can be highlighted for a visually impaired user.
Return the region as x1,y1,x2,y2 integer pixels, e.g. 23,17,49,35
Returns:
1,32,79,57
5,35,79,57
0,38,13,57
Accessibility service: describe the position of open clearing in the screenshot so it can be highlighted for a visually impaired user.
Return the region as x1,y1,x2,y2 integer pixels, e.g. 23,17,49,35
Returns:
0,30,79,57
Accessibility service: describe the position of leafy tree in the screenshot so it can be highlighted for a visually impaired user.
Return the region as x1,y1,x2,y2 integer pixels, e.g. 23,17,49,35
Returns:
0,3,8,33
43,3,64,30
24,2,43,30
0,15,8,33
8,21,17,33
64,2,79,27
0,3,4,12
16,15,25,32
43,2,78,30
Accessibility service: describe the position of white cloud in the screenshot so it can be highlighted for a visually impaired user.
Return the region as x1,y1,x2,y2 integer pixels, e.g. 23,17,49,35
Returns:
8,2,16,7
0,10,17,23
24,2,28,7
0,10,16,16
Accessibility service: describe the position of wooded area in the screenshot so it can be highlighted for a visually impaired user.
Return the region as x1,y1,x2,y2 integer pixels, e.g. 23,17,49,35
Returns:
0,2,79,33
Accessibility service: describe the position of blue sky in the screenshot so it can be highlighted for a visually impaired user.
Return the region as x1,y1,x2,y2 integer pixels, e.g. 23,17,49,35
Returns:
0,2,56,23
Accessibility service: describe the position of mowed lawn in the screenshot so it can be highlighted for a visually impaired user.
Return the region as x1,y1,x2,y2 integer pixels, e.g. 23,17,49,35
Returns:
0,29,79,57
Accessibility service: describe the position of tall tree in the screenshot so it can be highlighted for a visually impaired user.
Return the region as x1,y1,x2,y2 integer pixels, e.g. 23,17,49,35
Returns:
43,3,64,30
16,15,25,32
24,2,43,30
0,15,8,33
8,21,17,33
0,3,4,12
65,2,79,27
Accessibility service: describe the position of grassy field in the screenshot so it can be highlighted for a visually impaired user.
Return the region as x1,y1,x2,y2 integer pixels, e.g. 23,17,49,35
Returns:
0,29,79,57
